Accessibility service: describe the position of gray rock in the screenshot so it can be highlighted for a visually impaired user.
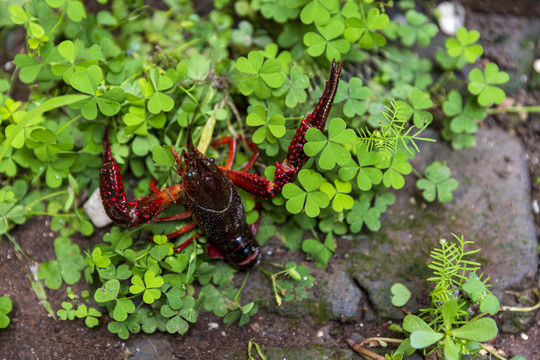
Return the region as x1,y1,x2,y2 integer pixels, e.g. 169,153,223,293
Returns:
348,128,537,319
322,270,363,319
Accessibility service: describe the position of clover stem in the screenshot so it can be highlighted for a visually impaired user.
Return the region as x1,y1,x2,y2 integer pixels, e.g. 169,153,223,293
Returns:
234,272,250,308
55,114,82,136
486,105,540,114
501,288,540,312
24,190,70,210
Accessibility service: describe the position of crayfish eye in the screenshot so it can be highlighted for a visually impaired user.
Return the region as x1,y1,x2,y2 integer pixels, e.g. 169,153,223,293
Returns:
209,158,215,164
186,171,194,179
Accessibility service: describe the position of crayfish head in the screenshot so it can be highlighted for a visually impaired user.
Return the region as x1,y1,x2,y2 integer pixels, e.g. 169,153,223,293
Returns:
181,144,233,212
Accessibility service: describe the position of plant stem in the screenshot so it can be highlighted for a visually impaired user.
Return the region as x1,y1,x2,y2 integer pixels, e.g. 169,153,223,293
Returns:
502,288,540,312
487,105,540,114
478,343,508,360
345,338,387,360
358,337,404,347
55,114,82,135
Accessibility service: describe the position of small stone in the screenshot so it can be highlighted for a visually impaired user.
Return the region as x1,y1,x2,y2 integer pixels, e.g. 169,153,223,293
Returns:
533,59,540,73
83,188,113,228
208,322,219,330
520,332,529,340
436,1,466,36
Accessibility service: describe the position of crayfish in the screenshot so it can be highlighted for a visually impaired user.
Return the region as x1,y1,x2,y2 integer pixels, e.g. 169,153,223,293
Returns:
100,60,342,269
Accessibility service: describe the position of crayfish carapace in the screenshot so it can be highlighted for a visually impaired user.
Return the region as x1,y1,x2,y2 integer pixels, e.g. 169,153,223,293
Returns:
99,60,342,269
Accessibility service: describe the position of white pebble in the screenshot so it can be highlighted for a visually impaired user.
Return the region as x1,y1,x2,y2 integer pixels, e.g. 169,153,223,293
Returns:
520,332,529,340
533,59,540,73
436,1,466,36
208,322,219,330
83,188,113,228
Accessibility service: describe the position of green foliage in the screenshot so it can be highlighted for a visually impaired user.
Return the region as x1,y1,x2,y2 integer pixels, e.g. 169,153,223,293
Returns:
445,27,483,64
468,63,510,106
38,236,85,289
1,0,510,340
417,161,458,203
391,235,499,359
390,283,411,307
0,296,12,328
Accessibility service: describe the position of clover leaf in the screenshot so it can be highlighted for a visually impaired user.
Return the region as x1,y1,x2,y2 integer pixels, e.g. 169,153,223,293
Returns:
13,54,43,83
344,8,389,49
379,153,412,189
302,232,335,268
320,179,354,212
408,88,433,127
57,301,76,320
37,236,85,289
237,51,285,99
417,161,458,203
75,304,102,328
342,78,370,118
303,17,350,61
304,118,356,170
399,10,438,47
0,189,25,235
160,295,197,334
282,169,329,217
94,279,120,302
300,0,338,26
339,143,384,191
70,65,124,119
0,296,12,328
443,90,487,134
274,66,310,108
260,0,301,23
467,63,509,106
445,27,484,64
130,270,164,304
346,193,383,232
147,68,174,114
246,105,286,144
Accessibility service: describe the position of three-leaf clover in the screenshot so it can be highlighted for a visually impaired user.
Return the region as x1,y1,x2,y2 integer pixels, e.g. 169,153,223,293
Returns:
160,295,197,334
344,8,390,49
407,88,433,127
37,237,85,289
57,301,76,320
320,179,354,212
70,65,124,120
282,169,329,217
246,105,286,144
130,270,164,304
416,161,458,203
274,66,310,108
346,193,383,232
399,10,438,47
237,51,285,99
75,304,102,328
303,17,351,61
445,27,484,64
302,232,335,268
468,63,509,106
339,143,384,191
146,68,174,114
341,78,371,118
443,90,487,134
300,0,338,26
380,153,412,190
304,118,356,170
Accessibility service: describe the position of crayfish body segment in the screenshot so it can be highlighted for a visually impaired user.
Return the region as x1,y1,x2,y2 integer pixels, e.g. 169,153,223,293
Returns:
99,60,342,269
